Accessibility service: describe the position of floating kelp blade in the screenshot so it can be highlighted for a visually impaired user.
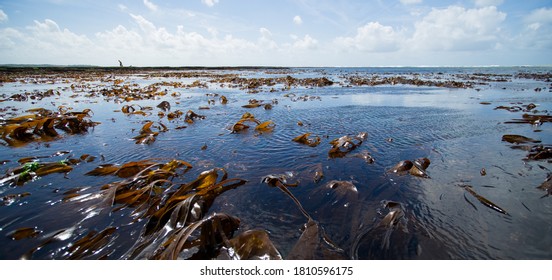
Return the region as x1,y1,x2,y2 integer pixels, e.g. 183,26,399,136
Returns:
110,162,148,178
0,109,99,147
537,174,552,198
85,160,161,178
219,230,283,260
387,160,413,175
9,227,41,240
1,160,73,186
239,112,259,123
84,164,120,176
140,121,168,134
64,227,117,259
62,161,247,260
78,159,194,218
379,201,406,230
502,134,541,144
34,162,73,177
261,173,299,188
526,145,552,161
132,121,168,144
409,158,431,178
287,219,346,260
255,120,275,133
387,158,430,178
133,132,158,144
242,103,262,108
462,185,508,215
292,133,321,147
156,101,171,111
348,150,375,164
313,163,324,183
372,201,407,252
504,114,552,125
130,167,246,256
307,180,361,257
261,172,347,260
151,213,241,260
184,110,205,123
350,200,410,259
231,112,270,134
328,132,367,158
121,105,139,114
231,122,249,133
2,192,31,206
262,173,310,220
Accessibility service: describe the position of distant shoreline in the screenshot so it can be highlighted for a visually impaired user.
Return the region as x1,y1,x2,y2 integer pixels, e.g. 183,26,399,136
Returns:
0,64,552,73
1,64,551,71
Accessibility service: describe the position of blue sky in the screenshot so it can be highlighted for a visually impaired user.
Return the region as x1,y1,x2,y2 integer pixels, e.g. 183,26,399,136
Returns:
0,0,551,66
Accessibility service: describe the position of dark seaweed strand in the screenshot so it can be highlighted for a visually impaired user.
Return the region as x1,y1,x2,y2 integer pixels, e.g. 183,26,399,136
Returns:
521,201,531,212
463,193,478,211
276,183,312,220
463,185,509,215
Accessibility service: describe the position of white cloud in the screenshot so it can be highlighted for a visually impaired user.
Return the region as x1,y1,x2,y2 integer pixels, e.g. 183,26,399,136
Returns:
206,26,218,37
97,14,262,65
525,7,552,27
293,15,303,25
0,19,95,64
400,0,422,4
28,19,92,47
259,27,272,38
95,25,143,50
143,0,158,12
0,9,8,22
2,4,547,67
334,22,404,52
130,13,156,33
516,7,552,50
409,6,506,51
258,27,277,50
0,28,22,49
474,0,503,7
202,0,219,7
118,4,128,12
528,23,541,31
293,34,318,50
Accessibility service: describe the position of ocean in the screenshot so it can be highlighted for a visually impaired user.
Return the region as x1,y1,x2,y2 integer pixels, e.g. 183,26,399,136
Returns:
0,66,551,259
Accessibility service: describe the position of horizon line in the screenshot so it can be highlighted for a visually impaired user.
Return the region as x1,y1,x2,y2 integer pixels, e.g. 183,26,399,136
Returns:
1,63,551,69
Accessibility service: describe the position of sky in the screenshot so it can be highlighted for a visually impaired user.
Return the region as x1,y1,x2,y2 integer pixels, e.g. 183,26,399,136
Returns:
0,0,551,67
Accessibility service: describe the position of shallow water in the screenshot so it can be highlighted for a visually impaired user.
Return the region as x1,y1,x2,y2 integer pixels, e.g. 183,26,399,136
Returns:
0,67,551,259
